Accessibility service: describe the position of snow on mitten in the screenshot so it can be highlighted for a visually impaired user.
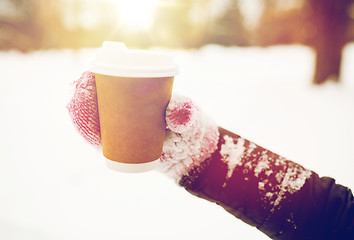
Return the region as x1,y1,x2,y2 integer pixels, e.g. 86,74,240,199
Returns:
160,94,219,181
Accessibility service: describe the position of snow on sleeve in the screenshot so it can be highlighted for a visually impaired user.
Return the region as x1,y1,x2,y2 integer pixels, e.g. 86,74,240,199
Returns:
220,135,245,179
271,162,312,207
219,134,312,208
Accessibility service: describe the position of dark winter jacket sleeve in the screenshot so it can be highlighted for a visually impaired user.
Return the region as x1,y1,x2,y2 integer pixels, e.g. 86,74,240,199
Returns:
179,127,354,240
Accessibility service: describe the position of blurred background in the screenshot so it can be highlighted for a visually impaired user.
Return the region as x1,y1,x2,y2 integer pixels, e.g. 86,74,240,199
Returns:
1,1,354,239
1,0,354,83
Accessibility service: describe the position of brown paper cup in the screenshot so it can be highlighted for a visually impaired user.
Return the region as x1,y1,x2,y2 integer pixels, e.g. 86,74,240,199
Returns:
95,74,174,171
90,41,178,172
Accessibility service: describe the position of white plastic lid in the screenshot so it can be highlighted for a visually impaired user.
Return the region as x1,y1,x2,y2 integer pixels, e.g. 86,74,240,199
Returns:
104,158,160,173
90,41,178,78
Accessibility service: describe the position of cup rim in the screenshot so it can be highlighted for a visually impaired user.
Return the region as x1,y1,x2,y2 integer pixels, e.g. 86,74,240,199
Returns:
90,62,179,78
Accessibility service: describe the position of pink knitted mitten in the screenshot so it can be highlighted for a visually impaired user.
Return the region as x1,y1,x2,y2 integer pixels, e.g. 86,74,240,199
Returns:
67,71,101,147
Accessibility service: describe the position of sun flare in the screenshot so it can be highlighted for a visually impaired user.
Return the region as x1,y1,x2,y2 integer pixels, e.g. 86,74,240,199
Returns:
109,0,156,32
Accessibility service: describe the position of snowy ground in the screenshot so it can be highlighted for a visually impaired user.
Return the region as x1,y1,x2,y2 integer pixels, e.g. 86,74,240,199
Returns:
1,43,353,240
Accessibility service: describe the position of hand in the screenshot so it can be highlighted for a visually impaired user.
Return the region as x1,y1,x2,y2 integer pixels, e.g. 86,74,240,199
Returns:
67,71,219,181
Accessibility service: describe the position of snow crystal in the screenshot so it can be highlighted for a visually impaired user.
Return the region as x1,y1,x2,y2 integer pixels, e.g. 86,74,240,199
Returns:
265,192,273,198
220,135,245,179
254,152,270,177
244,160,253,169
246,142,257,156
280,166,312,194
258,182,265,190
265,169,273,176
275,171,285,183
262,163,312,208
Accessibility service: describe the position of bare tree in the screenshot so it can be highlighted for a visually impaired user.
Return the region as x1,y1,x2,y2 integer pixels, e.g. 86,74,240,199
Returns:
308,0,354,84
256,0,354,84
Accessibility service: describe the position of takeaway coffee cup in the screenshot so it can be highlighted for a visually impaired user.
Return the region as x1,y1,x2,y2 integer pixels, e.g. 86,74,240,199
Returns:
90,42,178,173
